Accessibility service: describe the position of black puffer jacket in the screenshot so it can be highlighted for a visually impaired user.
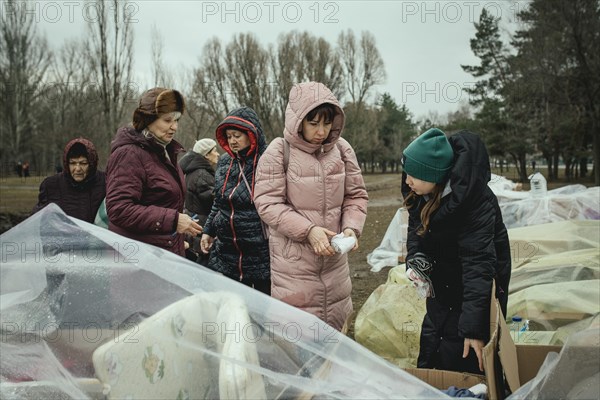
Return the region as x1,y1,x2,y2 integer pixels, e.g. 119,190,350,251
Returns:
402,131,511,368
179,150,215,226
203,107,270,281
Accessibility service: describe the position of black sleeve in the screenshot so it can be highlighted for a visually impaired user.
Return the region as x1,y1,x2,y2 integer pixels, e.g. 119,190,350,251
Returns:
457,197,496,340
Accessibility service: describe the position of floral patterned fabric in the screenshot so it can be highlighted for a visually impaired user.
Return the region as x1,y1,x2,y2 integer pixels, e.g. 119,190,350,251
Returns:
92,292,266,399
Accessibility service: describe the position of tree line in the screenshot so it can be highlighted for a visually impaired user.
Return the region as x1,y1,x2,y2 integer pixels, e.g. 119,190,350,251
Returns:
456,0,599,184
1,0,598,184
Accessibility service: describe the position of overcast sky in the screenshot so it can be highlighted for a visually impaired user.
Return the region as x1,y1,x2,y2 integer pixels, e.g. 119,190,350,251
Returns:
29,0,522,120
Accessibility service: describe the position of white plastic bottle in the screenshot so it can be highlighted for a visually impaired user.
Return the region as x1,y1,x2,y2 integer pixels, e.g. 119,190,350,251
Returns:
528,172,547,197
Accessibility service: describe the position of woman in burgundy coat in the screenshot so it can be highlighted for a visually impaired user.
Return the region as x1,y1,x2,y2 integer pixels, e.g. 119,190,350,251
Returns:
105,88,202,256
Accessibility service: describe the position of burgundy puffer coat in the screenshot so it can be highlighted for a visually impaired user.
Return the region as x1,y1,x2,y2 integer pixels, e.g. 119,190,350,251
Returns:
254,82,368,331
105,126,186,256
32,138,106,223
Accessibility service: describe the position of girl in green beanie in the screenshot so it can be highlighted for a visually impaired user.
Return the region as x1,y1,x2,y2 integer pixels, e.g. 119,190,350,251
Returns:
401,128,511,374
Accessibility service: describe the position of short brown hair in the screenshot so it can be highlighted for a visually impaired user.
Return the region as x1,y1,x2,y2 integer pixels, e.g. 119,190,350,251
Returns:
305,103,336,123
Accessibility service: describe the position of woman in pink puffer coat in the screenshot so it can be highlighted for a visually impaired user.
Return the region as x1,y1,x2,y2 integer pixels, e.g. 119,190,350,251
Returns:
254,82,368,331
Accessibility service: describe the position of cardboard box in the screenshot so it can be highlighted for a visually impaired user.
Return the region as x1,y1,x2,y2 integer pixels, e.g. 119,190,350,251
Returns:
483,293,562,399
404,368,485,391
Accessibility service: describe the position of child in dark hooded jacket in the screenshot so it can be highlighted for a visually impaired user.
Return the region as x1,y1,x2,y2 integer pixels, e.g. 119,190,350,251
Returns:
401,128,511,374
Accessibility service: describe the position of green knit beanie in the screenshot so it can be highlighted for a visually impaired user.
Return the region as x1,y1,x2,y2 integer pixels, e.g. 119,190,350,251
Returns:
402,128,454,183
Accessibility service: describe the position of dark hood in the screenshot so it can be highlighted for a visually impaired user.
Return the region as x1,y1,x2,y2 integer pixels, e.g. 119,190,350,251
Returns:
432,130,491,222
62,138,98,176
62,137,100,188
215,107,267,158
179,150,213,174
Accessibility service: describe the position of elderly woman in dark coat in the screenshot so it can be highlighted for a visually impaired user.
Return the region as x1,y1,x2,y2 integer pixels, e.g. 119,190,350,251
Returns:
105,88,202,257
401,128,511,374
200,107,270,294
33,137,106,222
179,138,219,262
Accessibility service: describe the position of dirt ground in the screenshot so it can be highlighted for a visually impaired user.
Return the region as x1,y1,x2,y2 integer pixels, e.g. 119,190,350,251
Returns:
346,174,403,338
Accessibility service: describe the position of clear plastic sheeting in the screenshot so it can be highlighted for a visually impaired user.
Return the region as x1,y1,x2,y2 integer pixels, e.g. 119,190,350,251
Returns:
507,326,600,399
507,220,600,340
0,205,449,400
500,186,600,228
489,175,599,228
366,208,408,272
488,173,522,194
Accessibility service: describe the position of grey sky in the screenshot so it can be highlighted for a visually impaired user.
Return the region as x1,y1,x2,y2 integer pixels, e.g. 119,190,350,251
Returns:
27,0,522,120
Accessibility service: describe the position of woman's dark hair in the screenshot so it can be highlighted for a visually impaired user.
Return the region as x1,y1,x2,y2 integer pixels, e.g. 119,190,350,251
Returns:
404,183,445,236
305,103,336,123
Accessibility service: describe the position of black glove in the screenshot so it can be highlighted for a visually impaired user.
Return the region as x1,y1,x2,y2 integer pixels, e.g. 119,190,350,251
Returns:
405,252,435,298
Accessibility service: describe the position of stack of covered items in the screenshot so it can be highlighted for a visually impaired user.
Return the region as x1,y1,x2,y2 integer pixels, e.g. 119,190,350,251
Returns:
507,220,599,345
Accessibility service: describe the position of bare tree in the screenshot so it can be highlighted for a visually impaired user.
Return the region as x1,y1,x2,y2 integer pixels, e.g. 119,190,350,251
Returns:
193,38,230,119
150,23,171,88
224,33,278,139
0,0,52,168
337,30,386,109
85,0,135,147
271,31,344,133
37,39,98,171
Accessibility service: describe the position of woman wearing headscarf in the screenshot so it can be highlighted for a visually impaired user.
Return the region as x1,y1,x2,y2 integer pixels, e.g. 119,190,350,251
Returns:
105,87,202,256
200,107,270,294
33,137,105,222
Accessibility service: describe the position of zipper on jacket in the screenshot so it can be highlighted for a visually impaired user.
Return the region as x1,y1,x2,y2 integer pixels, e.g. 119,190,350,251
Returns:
227,158,245,281
318,151,328,323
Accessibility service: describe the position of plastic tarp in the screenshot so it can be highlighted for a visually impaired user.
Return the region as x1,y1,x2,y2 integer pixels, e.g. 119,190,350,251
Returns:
499,186,600,229
366,177,599,272
366,208,408,272
0,204,453,399
507,220,600,336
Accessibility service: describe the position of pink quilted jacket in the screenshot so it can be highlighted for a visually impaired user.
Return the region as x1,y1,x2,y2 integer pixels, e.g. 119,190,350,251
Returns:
254,82,368,331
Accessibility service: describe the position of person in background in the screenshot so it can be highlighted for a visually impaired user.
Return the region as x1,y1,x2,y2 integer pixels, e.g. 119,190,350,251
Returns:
253,82,368,331
401,127,511,374
105,87,202,257
33,138,106,223
179,138,219,263
200,107,270,294
22,161,30,178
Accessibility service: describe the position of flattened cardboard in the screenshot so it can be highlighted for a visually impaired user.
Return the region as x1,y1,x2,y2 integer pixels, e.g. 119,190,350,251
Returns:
515,344,562,385
404,368,485,391
497,303,520,392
